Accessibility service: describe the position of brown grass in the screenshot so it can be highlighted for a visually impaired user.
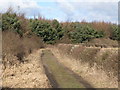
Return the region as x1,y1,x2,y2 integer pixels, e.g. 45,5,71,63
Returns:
51,46,118,88
57,44,118,78
84,38,118,47
57,44,73,55
70,45,85,60
95,48,118,77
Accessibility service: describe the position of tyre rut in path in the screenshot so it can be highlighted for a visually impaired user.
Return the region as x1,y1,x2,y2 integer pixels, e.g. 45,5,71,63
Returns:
41,49,95,89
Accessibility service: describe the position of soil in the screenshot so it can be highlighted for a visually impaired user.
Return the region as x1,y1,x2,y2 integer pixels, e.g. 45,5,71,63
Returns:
2,49,51,88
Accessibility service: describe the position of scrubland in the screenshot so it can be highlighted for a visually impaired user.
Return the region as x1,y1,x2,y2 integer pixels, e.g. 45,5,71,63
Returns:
1,8,119,88
50,44,118,88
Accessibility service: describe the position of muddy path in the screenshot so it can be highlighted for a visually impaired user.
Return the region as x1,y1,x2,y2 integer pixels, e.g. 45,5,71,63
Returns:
41,49,95,89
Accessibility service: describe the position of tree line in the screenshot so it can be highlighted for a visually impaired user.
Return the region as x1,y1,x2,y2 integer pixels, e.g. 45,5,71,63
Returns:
1,10,119,44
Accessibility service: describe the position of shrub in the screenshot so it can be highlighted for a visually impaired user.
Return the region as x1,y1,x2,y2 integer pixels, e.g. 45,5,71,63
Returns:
2,11,23,36
69,24,104,43
3,31,44,65
109,25,120,41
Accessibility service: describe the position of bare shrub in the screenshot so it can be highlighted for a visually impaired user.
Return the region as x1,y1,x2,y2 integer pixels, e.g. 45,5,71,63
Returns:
22,35,44,55
89,21,112,38
2,31,23,67
2,31,22,55
2,31,44,66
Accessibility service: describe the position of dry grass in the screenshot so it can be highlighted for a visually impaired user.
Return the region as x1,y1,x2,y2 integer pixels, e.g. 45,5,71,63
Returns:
57,44,73,55
74,47,100,67
57,44,118,78
50,44,118,88
95,48,118,77
84,38,118,47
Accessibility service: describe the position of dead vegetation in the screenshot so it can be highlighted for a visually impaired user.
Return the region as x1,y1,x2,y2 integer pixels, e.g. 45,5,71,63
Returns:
2,31,52,88
50,44,118,88
2,31,50,88
2,31,44,67
57,44,118,78
83,38,118,48
52,44,118,88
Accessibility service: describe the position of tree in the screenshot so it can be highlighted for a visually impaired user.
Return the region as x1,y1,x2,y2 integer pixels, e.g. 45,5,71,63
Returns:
69,24,104,43
2,11,22,36
29,19,58,44
52,19,64,39
110,25,120,41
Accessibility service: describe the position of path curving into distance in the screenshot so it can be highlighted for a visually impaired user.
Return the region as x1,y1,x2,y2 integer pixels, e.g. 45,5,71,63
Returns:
41,49,95,89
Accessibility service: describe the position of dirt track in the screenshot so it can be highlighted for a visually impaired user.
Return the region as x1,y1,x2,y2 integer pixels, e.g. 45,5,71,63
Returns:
2,47,118,88
41,49,94,88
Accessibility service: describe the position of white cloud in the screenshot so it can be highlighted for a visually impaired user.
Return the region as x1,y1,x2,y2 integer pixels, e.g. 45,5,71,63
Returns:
35,0,119,2
56,0,75,12
55,1,118,23
34,0,119,2
70,0,118,2
55,0,76,20
0,0,41,17
0,0,118,23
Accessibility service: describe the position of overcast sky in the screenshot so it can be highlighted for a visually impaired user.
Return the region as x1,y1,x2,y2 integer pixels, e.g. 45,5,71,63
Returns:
0,0,118,23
